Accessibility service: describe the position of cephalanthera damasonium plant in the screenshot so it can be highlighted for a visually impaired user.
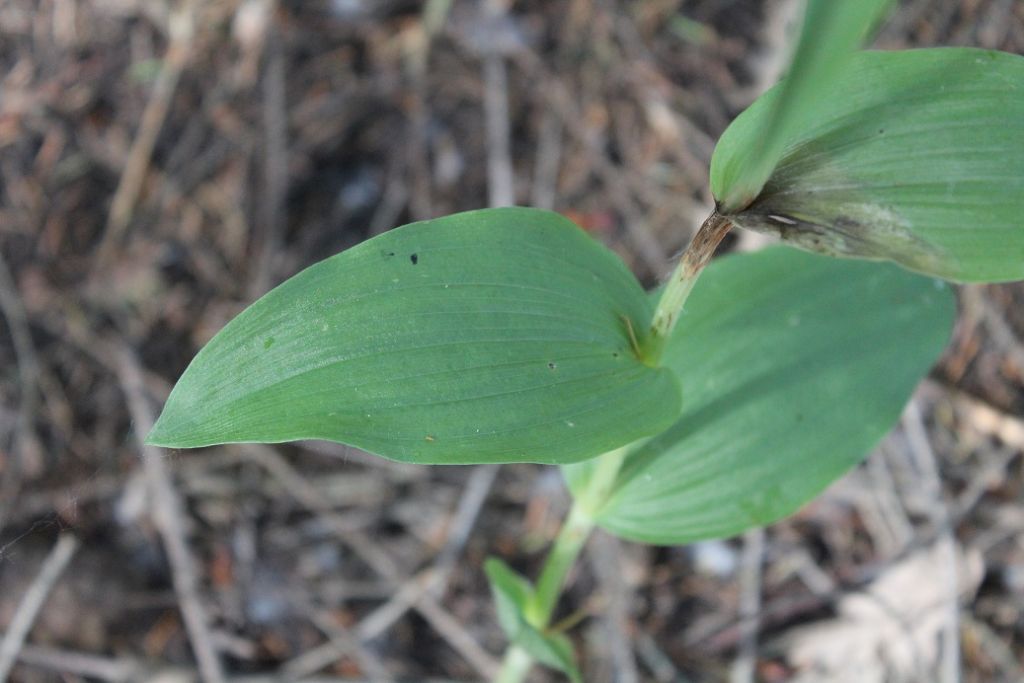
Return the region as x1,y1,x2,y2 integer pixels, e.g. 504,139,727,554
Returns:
146,2,1024,680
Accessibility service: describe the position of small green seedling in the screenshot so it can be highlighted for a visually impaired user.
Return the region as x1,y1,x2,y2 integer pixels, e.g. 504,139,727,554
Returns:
147,1,1024,680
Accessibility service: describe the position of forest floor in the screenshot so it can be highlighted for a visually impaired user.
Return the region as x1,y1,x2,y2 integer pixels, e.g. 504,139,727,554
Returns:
1,0,1023,681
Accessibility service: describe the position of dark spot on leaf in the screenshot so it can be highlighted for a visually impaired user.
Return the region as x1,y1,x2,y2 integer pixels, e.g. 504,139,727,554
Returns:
878,128,884,134
382,250,395,258
612,351,619,358
547,362,556,370
410,253,418,265
263,337,274,349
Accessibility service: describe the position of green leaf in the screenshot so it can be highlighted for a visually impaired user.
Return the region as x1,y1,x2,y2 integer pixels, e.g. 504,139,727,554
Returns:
484,558,582,683
484,558,536,639
711,0,894,212
564,247,954,545
147,207,680,465
713,48,1024,283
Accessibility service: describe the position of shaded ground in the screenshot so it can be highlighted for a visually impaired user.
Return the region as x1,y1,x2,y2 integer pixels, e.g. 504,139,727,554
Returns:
1,0,1023,681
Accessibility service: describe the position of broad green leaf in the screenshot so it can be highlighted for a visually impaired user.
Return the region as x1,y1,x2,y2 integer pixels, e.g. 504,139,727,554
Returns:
147,207,680,465
713,48,1024,283
564,247,954,545
711,0,894,212
485,558,582,682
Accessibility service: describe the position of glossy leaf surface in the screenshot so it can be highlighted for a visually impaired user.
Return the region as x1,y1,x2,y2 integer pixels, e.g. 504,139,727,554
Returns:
711,0,893,212
713,48,1024,282
147,208,680,465
564,247,955,545
485,558,581,682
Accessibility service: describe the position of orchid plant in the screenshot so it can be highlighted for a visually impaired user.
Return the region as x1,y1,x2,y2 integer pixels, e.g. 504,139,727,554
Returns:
147,2,1024,680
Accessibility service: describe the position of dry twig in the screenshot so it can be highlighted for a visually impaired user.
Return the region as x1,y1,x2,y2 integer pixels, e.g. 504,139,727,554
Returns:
530,108,563,210
588,532,640,683
966,285,1024,375
730,527,765,683
902,400,961,683
352,463,500,675
241,445,500,679
115,346,227,683
0,533,79,681
97,0,199,267
482,1,515,207
249,14,288,299
286,592,392,682
0,251,39,533
9,643,140,682
517,54,670,274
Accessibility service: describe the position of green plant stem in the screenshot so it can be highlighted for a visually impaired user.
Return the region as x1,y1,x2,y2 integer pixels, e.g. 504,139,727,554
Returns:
646,211,732,362
494,446,631,683
527,444,629,626
490,213,730,682
525,499,596,628
494,645,533,683
574,444,630,517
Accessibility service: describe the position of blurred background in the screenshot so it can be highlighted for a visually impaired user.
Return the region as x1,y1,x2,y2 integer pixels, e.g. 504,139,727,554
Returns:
1,0,1023,681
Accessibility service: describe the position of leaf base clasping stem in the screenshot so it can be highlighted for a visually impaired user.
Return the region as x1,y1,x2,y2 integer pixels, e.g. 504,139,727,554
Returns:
495,214,731,681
